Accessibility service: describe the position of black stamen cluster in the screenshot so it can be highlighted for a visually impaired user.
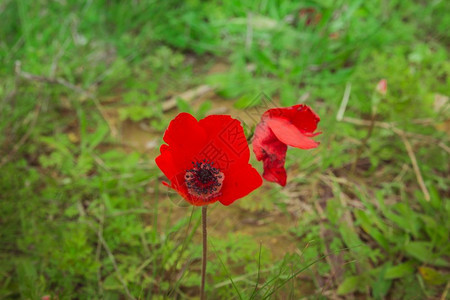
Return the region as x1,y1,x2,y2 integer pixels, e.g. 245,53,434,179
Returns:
185,160,222,197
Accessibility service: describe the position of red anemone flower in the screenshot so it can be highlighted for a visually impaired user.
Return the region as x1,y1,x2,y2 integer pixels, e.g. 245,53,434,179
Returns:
155,113,262,206
252,104,321,186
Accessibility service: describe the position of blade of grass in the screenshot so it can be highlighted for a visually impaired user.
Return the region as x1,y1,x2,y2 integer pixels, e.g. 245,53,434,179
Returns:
214,267,277,289
249,242,262,299
252,254,290,298
167,207,201,296
210,240,243,300
263,246,361,299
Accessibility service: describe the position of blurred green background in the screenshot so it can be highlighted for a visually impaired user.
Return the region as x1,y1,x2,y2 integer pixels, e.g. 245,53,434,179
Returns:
1,0,449,299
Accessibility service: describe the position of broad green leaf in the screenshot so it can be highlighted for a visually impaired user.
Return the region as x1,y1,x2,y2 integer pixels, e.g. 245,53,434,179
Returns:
405,242,433,262
234,94,258,109
339,224,366,254
355,210,389,250
39,136,72,157
337,275,364,295
372,264,392,300
175,98,193,114
325,198,342,225
87,123,109,150
385,261,415,279
197,100,212,118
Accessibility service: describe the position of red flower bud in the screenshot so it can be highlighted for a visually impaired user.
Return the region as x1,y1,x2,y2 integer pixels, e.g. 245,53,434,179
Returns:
376,79,387,96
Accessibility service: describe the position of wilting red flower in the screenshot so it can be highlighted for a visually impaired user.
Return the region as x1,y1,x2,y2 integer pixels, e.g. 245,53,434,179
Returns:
376,79,387,96
156,113,262,206
252,105,320,186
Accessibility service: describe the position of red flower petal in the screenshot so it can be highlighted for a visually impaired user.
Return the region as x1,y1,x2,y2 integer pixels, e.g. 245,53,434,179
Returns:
252,104,320,186
156,113,208,179
264,104,320,134
163,113,206,146
163,112,208,167
252,122,288,186
155,145,178,180
219,164,262,206
266,117,319,150
198,115,250,170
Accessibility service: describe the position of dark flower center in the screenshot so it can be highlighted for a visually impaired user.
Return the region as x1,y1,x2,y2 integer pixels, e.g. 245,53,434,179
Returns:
197,168,216,184
185,160,224,201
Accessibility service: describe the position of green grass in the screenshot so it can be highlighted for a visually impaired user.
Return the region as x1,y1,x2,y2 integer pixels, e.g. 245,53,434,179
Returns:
1,0,449,299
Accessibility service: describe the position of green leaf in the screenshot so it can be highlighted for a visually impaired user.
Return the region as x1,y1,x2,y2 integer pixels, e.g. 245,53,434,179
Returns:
197,100,212,118
39,136,72,157
325,198,342,225
372,264,392,300
87,123,109,150
385,261,415,279
337,275,364,295
355,210,390,250
253,49,277,73
103,274,123,290
339,224,360,246
176,97,193,114
234,94,258,109
405,242,433,263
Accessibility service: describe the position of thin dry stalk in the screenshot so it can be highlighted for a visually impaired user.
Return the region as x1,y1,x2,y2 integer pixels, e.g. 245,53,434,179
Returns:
342,117,449,154
341,117,435,201
396,131,431,202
